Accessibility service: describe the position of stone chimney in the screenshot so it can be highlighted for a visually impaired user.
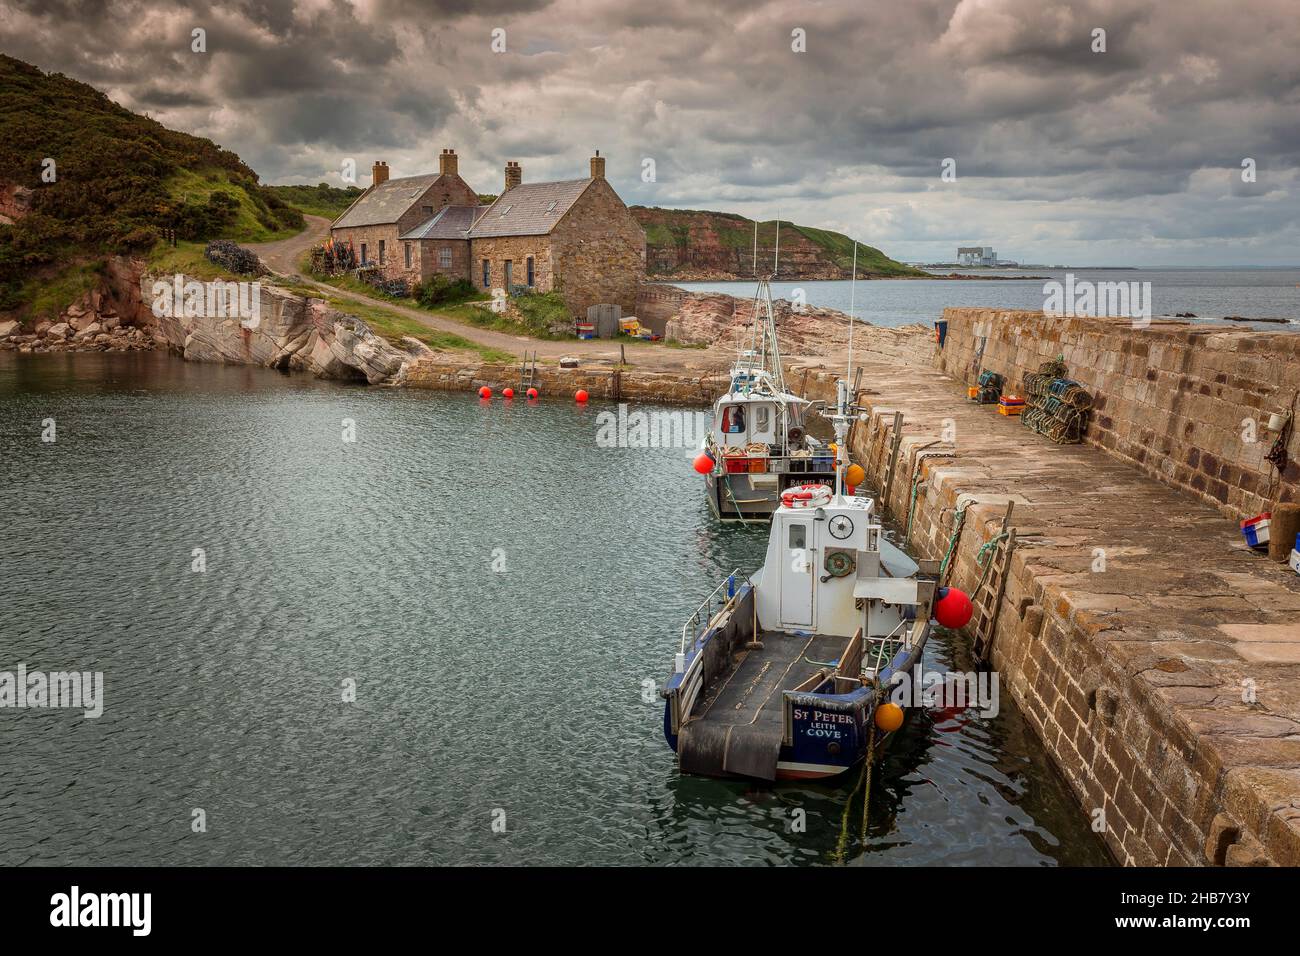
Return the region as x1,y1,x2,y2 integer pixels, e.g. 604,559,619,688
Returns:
372,161,389,186
590,150,605,180
439,148,458,177
504,161,522,192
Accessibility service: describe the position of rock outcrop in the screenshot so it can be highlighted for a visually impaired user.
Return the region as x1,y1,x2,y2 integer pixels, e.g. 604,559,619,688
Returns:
662,289,932,363
0,184,33,225
143,273,415,385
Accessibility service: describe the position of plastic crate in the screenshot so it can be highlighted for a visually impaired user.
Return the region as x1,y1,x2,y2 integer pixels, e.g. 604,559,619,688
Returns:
1241,513,1271,549
748,457,767,474
724,457,748,475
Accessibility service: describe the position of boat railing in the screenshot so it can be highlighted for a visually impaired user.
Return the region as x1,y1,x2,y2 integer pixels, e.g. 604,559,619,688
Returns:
678,568,752,664
864,617,912,678
711,450,836,476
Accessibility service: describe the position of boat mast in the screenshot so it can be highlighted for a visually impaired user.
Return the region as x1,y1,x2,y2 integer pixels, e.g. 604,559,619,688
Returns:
831,242,860,501
739,217,788,398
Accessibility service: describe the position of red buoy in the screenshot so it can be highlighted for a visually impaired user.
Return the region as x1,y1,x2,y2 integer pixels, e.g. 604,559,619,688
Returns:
934,587,973,629
575,389,589,403
526,387,539,399
478,386,492,399
692,452,715,475
503,387,515,399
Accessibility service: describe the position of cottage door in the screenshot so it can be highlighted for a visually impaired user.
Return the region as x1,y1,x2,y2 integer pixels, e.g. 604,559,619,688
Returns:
504,260,513,291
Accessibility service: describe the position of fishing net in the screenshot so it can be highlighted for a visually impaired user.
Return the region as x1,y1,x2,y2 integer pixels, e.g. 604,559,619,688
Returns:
204,240,265,276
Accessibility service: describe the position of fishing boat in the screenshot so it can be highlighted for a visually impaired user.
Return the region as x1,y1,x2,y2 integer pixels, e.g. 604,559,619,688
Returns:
695,223,836,520
666,245,974,782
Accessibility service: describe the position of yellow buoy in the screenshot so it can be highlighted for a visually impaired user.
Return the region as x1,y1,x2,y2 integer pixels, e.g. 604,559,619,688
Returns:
845,463,866,487
874,702,904,733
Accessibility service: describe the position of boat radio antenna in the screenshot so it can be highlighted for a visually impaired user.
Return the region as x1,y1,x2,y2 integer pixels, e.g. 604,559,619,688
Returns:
752,220,758,278
847,241,858,385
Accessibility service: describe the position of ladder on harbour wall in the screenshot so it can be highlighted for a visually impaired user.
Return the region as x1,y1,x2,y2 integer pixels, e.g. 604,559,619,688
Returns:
519,350,537,393
971,503,1017,665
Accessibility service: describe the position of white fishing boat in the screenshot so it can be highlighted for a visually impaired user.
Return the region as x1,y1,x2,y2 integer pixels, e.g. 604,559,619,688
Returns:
666,243,974,782
695,222,836,520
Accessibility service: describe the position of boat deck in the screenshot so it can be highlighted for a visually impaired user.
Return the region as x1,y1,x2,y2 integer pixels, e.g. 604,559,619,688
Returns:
679,629,849,780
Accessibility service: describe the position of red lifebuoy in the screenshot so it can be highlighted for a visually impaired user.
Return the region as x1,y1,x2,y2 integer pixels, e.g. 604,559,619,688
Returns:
780,483,833,508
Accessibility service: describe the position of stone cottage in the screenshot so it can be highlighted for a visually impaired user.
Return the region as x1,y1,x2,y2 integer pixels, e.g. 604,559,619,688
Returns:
329,149,645,316
330,150,479,284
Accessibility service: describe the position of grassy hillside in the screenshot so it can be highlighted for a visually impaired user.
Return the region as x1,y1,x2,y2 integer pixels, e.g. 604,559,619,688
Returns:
264,183,364,220
0,54,302,313
630,207,927,279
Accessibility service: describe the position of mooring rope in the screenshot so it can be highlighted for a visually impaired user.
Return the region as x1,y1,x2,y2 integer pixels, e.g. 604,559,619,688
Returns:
859,724,876,843
938,504,969,586
973,530,1010,593
832,723,877,864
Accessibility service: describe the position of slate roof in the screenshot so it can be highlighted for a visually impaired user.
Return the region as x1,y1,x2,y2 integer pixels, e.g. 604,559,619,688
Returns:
467,179,592,238
398,205,486,241
332,174,445,228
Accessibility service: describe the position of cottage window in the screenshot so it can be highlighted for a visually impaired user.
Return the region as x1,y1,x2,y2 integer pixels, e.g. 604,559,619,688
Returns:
482,259,490,287
439,247,452,269
360,242,368,265
526,256,534,287
422,205,433,216
404,243,412,269
378,240,386,265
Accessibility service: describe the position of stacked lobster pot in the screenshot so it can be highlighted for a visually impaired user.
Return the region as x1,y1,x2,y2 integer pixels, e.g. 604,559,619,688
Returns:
1022,359,1093,444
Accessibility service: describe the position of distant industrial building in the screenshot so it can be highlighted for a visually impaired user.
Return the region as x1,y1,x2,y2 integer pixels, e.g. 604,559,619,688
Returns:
957,246,998,266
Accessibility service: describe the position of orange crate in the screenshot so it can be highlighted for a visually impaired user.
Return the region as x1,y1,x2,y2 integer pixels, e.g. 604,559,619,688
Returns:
998,404,1023,416
748,457,767,473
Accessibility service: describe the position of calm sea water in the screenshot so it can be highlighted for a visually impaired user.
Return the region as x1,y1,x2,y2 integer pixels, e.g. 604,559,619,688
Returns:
671,267,1300,330
0,352,1109,866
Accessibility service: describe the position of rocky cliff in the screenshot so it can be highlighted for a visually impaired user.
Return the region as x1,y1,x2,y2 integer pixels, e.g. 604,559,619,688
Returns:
0,254,417,386
631,207,927,280
141,272,415,384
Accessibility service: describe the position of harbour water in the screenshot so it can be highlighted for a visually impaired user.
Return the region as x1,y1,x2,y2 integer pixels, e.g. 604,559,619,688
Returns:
671,267,1300,330
0,352,1110,866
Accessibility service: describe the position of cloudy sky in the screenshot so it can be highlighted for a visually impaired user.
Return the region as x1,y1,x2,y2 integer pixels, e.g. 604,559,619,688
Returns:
3,0,1298,265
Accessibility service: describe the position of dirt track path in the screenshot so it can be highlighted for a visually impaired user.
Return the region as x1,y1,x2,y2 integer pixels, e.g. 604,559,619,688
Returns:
244,217,832,374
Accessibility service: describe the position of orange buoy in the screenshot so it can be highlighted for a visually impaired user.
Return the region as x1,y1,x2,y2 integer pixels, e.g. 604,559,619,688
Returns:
526,387,539,399
503,387,515,399
692,452,715,475
845,463,866,487
875,702,904,733
478,386,492,399
575,388,589,403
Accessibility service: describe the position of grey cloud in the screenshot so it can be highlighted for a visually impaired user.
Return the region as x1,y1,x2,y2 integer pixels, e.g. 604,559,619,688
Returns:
0,0,1296,264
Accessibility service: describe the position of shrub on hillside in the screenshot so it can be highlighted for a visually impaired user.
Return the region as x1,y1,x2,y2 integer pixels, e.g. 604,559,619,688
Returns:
415,274,478,307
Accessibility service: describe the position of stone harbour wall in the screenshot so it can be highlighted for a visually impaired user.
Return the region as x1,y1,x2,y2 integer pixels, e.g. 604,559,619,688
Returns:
935,308,1300,519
